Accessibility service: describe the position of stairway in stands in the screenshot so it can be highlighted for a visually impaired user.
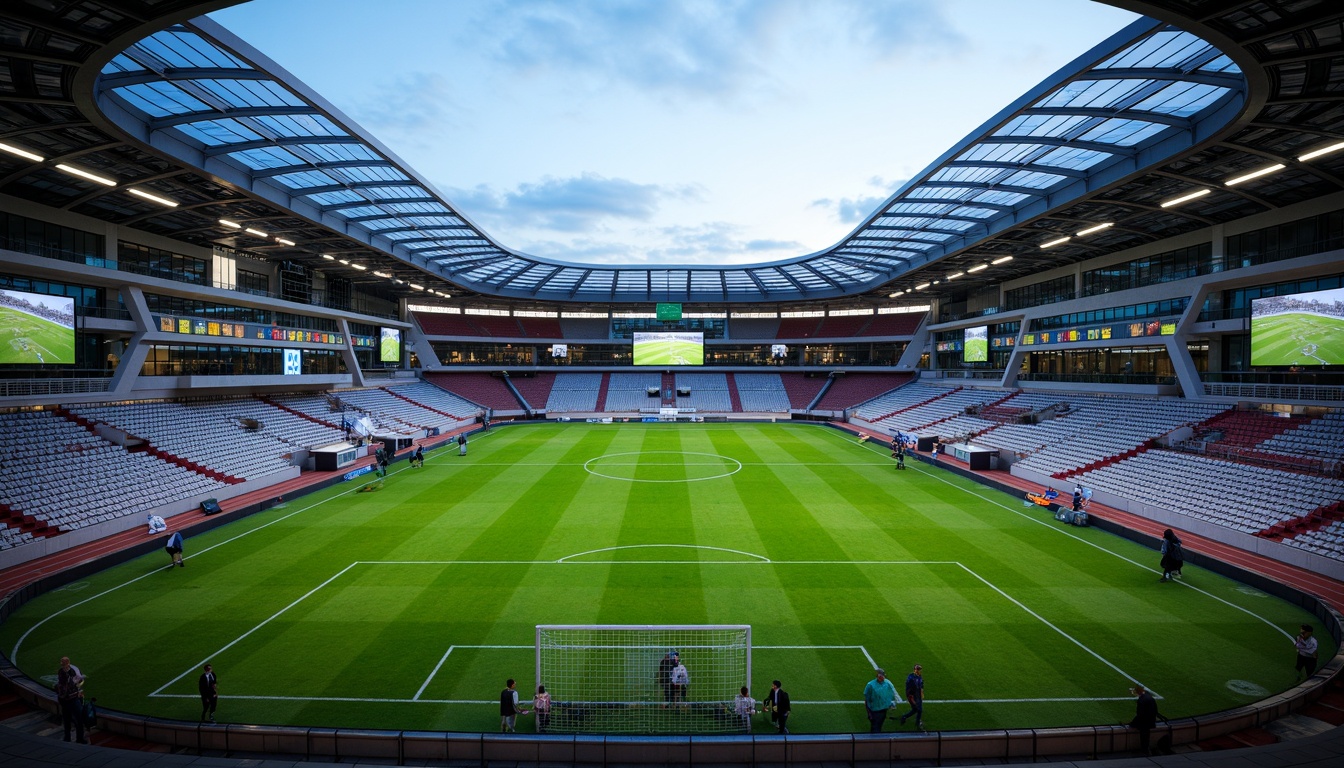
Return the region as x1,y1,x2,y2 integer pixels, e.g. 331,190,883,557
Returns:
662,372,676,407
594,373,611,411
724,373,743,412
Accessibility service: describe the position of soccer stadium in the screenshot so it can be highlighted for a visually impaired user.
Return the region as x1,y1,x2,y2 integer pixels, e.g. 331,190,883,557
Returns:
0,1,1342,767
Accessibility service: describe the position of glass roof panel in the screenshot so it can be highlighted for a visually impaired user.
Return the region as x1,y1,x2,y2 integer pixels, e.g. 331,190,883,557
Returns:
1131,81,1226,116
306,190,365,206
175,118,263,146
959,142,1046,164
329,165,407,184
135,29,248,69
972,190,1031,206
1037,78,1148,110
908,186,974,201
930,166,1009,184
293,142,381,163
1033,146,1112,170
996,114,1091,138
1001,169,1067,188
112,82,210,117
1199,54,1240,73
191,78,306,109
330,206,386,220
386,202,451,214
102,53,146,74
949,206,1000,219
1078,118,1166,146
403,216,465,227
228,146,303,170
271,170,336,189
359,185,429,199
251,113,345,138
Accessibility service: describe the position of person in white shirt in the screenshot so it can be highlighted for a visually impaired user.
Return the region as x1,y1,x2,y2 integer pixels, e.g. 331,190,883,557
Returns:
733,686,756,732
1295,624,1319,680
671,659,689,703
146,514,167,534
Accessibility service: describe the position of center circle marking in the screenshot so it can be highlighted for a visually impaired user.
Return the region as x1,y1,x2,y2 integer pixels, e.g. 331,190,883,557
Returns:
584,451,743,483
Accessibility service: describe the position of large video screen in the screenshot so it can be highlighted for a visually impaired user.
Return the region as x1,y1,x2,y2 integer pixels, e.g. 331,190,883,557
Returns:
379,327,401,363
633,332,703,365
963,325,988,362
0,288,76,365
1251,287,1344,366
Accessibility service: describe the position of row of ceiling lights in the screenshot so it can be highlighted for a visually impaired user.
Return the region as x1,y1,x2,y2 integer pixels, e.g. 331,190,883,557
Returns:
0,139,185,209
880,140,1344,300
0,137,451,298
888,254,1016,298
1036,139,1344,251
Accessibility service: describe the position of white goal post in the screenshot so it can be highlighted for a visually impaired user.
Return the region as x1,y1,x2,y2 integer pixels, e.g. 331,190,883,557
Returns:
535,624,751,734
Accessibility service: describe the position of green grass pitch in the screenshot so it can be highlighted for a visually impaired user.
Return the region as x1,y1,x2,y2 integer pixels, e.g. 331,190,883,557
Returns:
1251,312,1344,365
1,423,1326,735
0,306,76,364
634,338,703,365
380,333,400,363
963,337,988,363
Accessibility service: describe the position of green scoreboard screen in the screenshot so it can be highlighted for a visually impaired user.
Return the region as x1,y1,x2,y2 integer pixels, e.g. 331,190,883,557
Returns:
656,303,682,321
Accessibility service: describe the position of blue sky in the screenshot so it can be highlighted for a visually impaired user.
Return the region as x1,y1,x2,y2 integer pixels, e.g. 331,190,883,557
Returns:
211,0,1139,266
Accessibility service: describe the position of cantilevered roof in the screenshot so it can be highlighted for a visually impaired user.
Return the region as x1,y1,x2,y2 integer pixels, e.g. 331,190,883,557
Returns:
1,1,1343,308
90,12,1242,303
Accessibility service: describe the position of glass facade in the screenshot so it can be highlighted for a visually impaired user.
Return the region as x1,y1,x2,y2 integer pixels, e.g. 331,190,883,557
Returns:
1083,243,1214,296
0,211,105,266
1033,297,1189,331
119,241,208,285
1225,208,1344,269
1004,275,1075,311
140,345,345,376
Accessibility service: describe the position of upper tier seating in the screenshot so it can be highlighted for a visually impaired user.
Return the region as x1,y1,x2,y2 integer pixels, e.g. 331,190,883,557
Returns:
814,373,913,412
422,373,518,411
1012,398,1228,478
517,317,564,338
728,318,781,338
70,400,299,480
0,410,226,548
734,373,790,412
470,316,524,337
776,317,823,338
604,373,663,411
813,315,870,338
859,313,922,336
414,312,482,336
1258,410,1344,463
779,374,827,409
674,373,731,412
510,373,557,411
545,373,602,412
1076,450,1344,536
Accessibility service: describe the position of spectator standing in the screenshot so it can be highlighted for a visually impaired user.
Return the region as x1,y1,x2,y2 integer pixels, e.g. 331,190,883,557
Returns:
164,531,184,567
499,678,529,732
732,686,756,731
56,656,86,743
458,432,468,456
1295,624,1319,680
1127,683,1160,754
658,650,678,704
198,663,218,723
862,668,899,733
898,664,925,731
533,685,551,732
671,656,690,703
1159,529,1184,582
766,679,791,734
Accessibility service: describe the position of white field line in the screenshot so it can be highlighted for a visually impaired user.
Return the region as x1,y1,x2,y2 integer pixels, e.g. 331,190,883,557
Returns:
885,445,1295,641
150,562,360,696
414,645,530,701
146,693,1137,705
956,563,1157,698
556,544,771,563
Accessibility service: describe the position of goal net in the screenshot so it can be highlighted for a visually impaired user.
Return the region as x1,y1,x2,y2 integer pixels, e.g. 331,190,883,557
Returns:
535,624,751,734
